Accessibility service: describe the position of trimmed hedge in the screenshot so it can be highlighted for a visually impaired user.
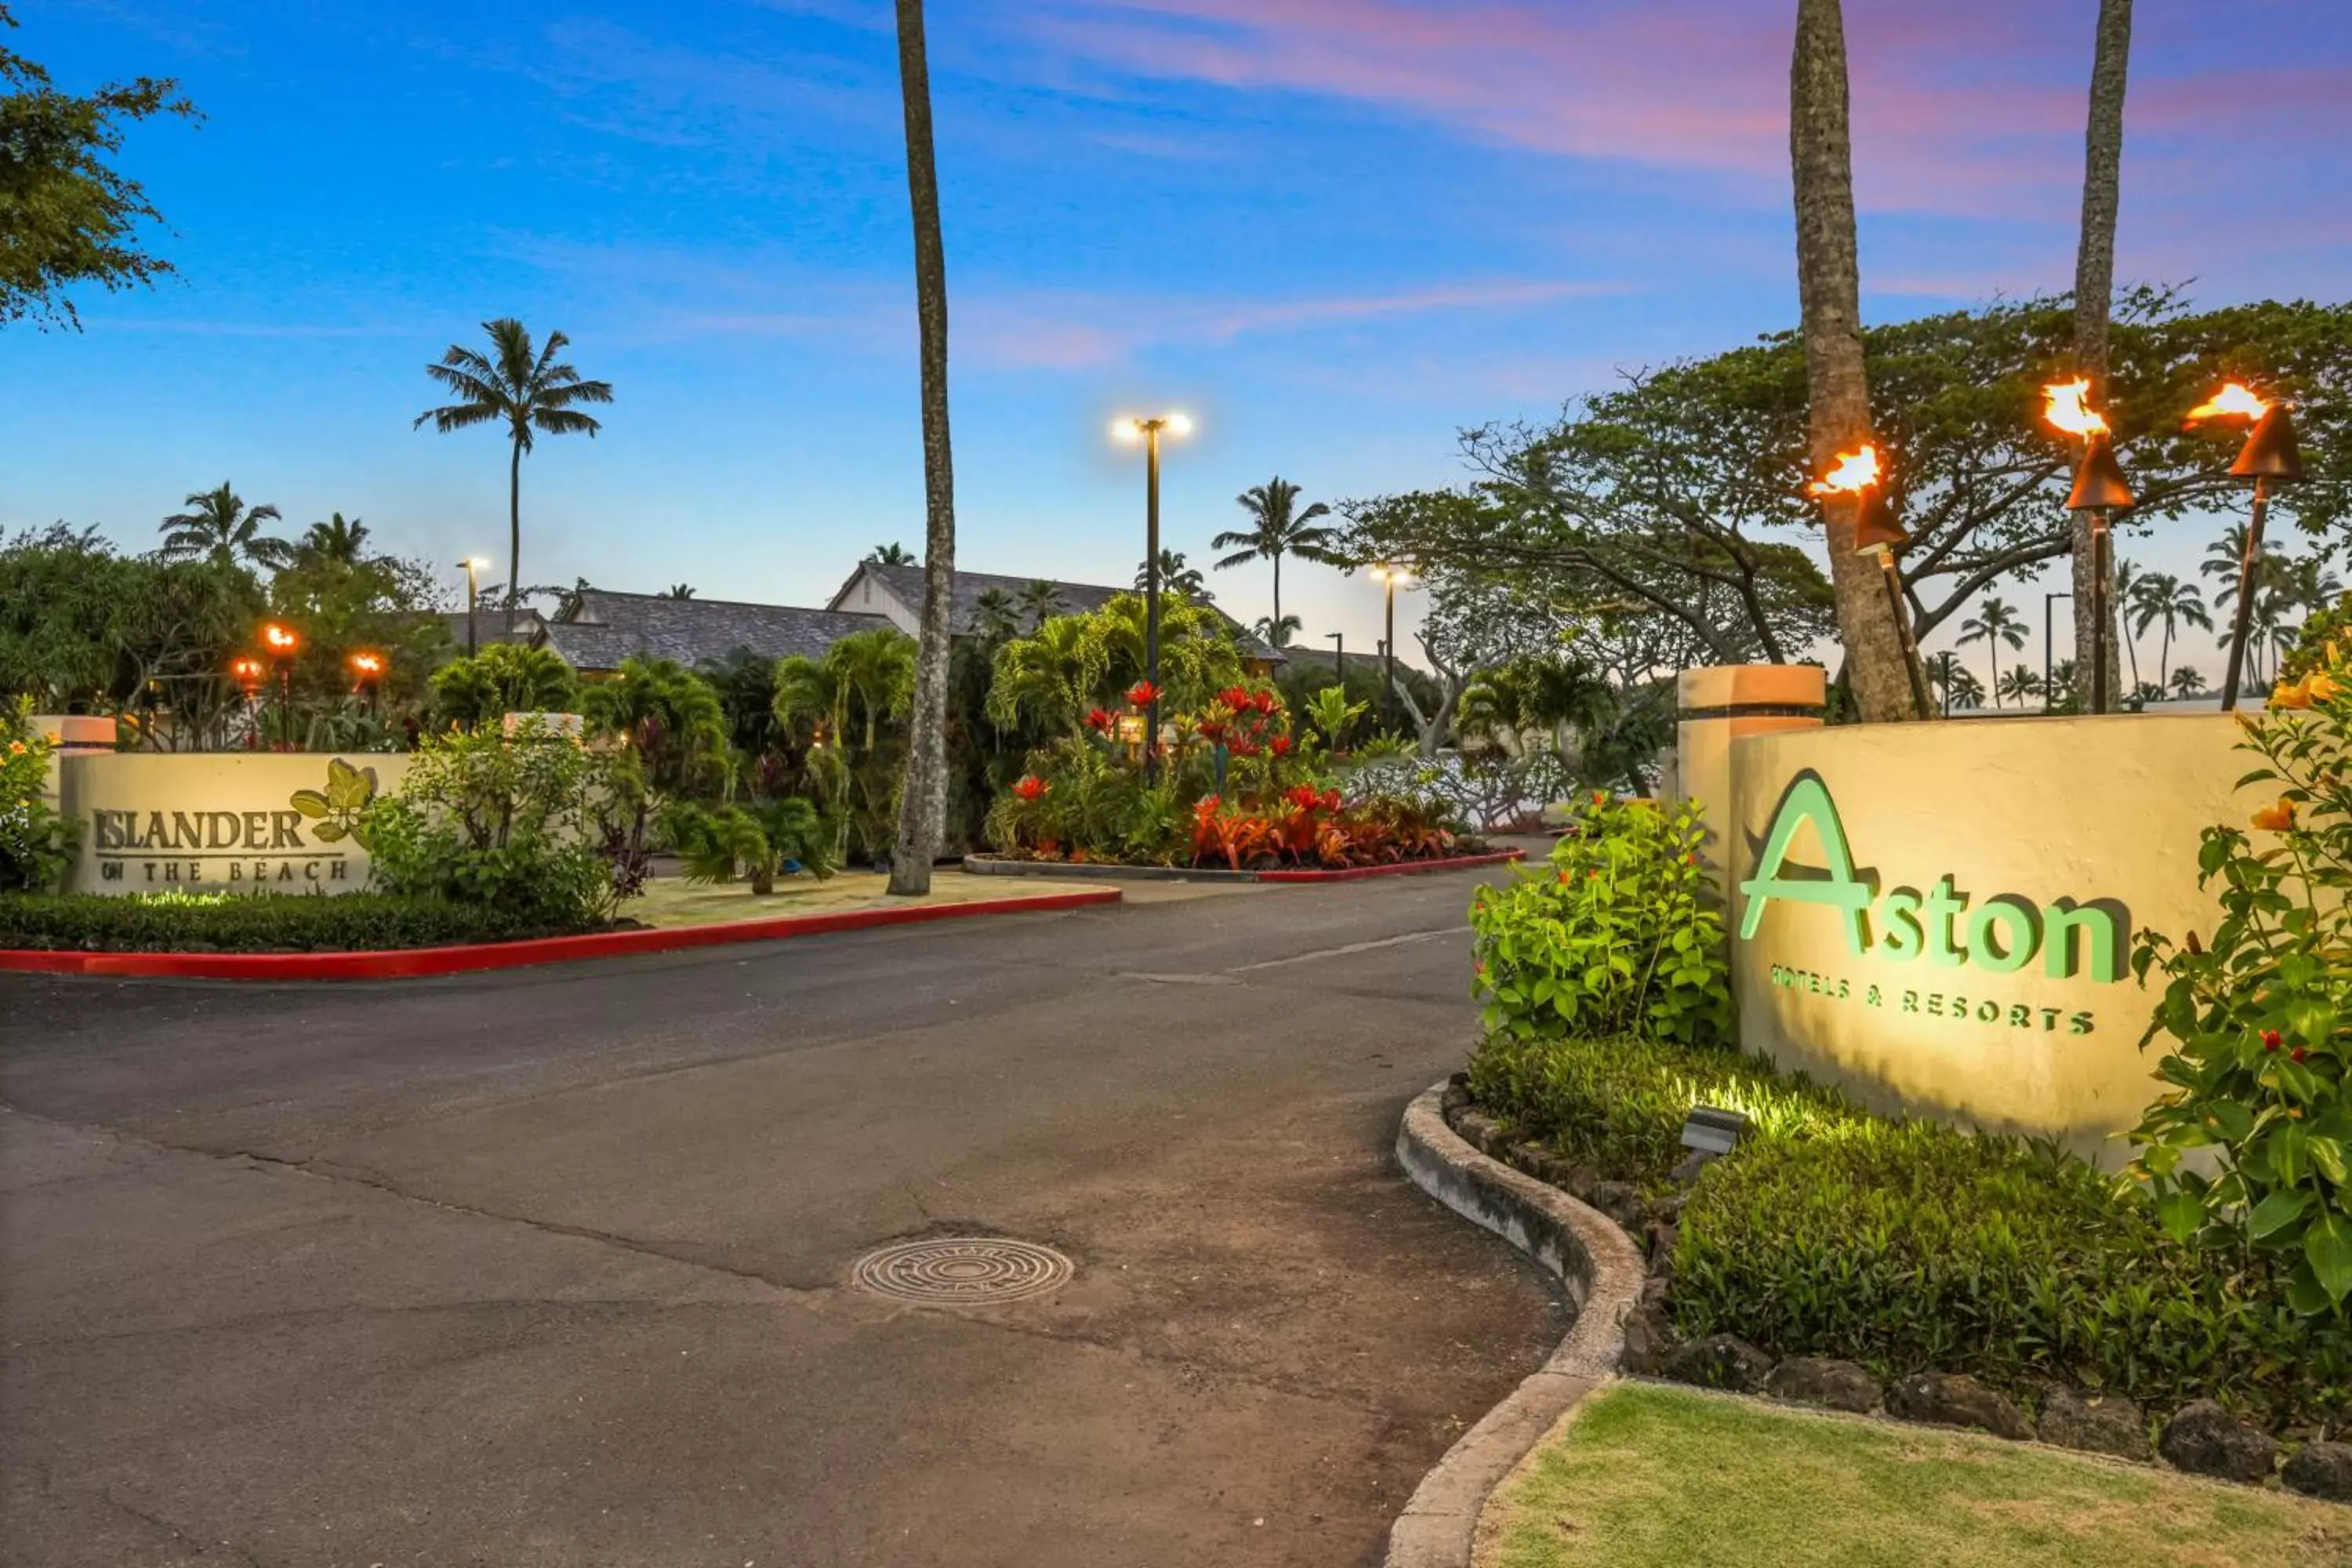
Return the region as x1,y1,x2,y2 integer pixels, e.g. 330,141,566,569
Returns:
1465,1029,2352,1432
0,891,602,953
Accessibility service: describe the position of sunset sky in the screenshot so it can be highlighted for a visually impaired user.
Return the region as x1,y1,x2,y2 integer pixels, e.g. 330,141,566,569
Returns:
5,0,2347,677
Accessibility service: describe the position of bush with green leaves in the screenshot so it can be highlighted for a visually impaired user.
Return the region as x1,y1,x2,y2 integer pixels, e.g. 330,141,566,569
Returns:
2131,653,2352,1317
0,890,591,951
364,719,629,928
662,797,836,893
1467,1029,2352,1431
1470,794,1731,1047
1,699,77,893
428,642,579,730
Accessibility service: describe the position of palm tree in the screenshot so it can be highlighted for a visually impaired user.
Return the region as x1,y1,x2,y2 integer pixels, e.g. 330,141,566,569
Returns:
1253,613,1302,650
971,587,1020,642
1210,477,1340,630
1791,0,1914,720
2169,665,2206,700
866,542,918,566
2047,659,2080,710
2065,0,2133,702
886,0,959,896
1015,579,1066,630
158,483,292,570
414,318,613,632
776,626,918,864
295,512,369,565
2129,572,2211,691
2112,556,2142,688
1136,550,1207,599
1997,665,2045,708
665,584,695,600
1929,656,1985,711
1958,595,2027,704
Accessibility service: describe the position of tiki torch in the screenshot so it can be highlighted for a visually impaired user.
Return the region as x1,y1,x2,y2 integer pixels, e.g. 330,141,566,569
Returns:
2042,380,2133,715
1810,444,1931,720
2186,383,2305,710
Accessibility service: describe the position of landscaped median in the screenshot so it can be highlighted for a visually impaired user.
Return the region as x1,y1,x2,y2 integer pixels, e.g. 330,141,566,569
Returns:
964,847,1524,884
0,874,1120,981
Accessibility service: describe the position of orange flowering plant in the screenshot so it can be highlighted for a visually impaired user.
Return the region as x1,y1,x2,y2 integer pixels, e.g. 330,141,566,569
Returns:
1469,792,1730,1047
1,697,78,894
2131,637,2352,1313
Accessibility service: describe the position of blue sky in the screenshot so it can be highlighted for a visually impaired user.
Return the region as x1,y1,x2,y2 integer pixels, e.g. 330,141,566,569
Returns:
5,0,2347,678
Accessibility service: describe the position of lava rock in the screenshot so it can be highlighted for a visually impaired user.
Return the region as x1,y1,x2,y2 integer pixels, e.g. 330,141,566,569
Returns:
1587,1180,1651,1232
1638,1274,1673,1312
1765,1357,1883,1415
2283,1440,2352,1502
2158,1400,2277,1484
1452,1109,1502,1154
1662,1332,1773,1392
2036,1388,2147,1461
1619,1304,1675,1376
1886,1373,2031,1440
1642,1221,1678,1278
1439,1081,1472,1116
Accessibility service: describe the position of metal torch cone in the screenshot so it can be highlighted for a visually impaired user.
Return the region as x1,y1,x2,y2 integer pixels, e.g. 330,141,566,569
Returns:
2066,431,2135,715
1854,492,1931,720
2221,406,2307,711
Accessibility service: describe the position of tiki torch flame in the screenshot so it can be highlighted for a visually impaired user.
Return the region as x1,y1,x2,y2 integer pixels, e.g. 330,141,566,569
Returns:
2186,382,2271,424
2042,379,2109,439
1807,444,1881,498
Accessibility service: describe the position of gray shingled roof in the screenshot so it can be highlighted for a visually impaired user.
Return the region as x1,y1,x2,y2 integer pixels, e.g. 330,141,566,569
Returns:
536,591,892,673
855,562,1284,661
438,608,543,652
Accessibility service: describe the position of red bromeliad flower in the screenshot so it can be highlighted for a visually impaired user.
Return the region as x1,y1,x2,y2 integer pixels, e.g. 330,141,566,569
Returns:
1269,734,1293,757
1127,681,1161,708
1084,707,1115,734
1196,716,1229,743
1217,685,1252,711
1253,689,1279,714
1014,775,1049,801
1321,789,1341,813
1284,784,1321,811
1229,739,1260,759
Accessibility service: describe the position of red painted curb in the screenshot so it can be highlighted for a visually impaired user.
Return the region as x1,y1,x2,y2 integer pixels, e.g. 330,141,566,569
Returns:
1257,848,1525,883
0,887,1123,982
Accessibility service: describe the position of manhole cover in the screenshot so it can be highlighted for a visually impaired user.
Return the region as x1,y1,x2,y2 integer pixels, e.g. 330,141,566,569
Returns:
851,1236,1073,1305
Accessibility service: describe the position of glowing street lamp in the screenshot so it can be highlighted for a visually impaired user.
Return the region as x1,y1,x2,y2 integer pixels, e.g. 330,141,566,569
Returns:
1112,413,1192,781
1369,563,1416,735
1809,444,1931,720
2186,383,2306,710
459,556,492,656
2042,379,2133,715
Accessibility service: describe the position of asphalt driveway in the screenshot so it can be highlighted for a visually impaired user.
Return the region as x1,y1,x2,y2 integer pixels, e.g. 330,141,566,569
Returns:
0,872,1559,1567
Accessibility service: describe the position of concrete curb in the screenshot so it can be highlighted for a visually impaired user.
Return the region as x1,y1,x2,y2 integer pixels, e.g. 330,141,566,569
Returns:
1387,1079,1645,1568
962,849,1523,884
0,887,1123,982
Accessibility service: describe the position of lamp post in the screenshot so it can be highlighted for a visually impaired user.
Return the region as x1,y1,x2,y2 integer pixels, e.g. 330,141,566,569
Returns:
349,651,387,720
260,622,299,750
2043,379,2132,715
2185,385,2305,711
1808,445,1930,720
2043,591,2072,714
1370,563,1413,735
459,557,491,656
1112,413,1192,781
1325,630,1343,684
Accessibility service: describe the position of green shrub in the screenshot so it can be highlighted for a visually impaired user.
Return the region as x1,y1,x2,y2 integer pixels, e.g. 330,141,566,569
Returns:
1,699,77,894
0,890,593,951
1466,1029,1853,1187
1470,794,1731,1047
2132,656,2352,1316
365,720,629,928
427,642,579,730
663,797,837,891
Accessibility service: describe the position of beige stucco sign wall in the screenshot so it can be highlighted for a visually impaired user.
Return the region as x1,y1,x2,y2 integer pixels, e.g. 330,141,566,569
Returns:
1721,713,2249,1155
54,753,412,897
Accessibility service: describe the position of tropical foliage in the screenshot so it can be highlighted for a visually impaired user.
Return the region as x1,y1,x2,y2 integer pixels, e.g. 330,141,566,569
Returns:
0,697,74,892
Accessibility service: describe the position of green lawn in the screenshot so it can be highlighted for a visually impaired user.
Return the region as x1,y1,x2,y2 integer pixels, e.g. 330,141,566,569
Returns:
1482,1382,2350,1568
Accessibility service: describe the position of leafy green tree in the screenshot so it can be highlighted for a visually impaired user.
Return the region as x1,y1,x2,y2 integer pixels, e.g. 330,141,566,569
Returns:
414,318,613,632
1015,579,1066,630
0,2,198,329
1959,594,2027,705
865,543,917,565
987,592,1241,735
2169,664,2205,699
267,535,449,732
158,482,291,570
1212,477,1340,629
583,656,729,866
427,643,577,731
775,626,918,862
1996,664,2045,708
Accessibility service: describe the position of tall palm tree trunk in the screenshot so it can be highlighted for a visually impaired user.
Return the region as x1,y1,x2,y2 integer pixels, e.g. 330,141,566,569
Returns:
507,434,524,633
1271,553,1281,632
2068,0,2132,709
1791,0,1917,721
888,0,958,897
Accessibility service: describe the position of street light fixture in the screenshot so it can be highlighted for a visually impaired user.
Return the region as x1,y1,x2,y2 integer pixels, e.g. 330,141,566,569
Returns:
459,557,492,656
1324,630,1343,684
260,622,299,750
2043,591,2073,714
1369,563,1414,735
1112,414,1192,781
